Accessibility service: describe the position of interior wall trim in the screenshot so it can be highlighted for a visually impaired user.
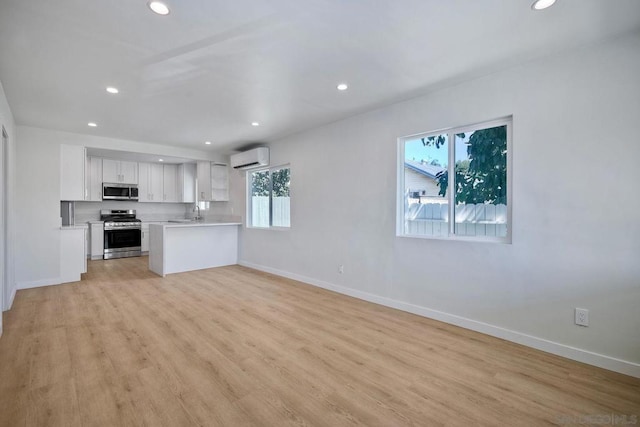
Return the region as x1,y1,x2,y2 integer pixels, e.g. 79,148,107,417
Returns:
8,286,16,310
16,277,61,291
239,260,640,379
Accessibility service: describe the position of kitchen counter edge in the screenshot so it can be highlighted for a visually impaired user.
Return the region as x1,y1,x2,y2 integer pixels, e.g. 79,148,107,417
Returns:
150,222,242,228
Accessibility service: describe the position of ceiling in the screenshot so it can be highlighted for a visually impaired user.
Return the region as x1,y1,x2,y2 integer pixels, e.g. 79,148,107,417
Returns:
1,0,639,154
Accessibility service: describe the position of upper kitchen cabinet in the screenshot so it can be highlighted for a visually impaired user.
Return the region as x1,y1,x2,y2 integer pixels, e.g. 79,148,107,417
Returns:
138,162,195,203
138,162,163,202
162,164,179,203
103,159,138,184
197,161,229,202
178,163,196,203
211,164,229,202
60,144,86,201
85,156,103,201
197,161,213,201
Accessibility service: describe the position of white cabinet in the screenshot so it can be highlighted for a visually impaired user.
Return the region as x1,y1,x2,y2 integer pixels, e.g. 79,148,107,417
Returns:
61,227,87,283
60,144,85,201
197,162,229,202
148,223,239,277
102,159,119,183
178,163,196,203
138,163,151,202
141,222,150,252
85,156,103,201
211,164,229,201
138,162,164,202
163,164,179,203
89,222,104,260
103,159,138,184
138,163,182,203
197,161,212,201
121,161,138,183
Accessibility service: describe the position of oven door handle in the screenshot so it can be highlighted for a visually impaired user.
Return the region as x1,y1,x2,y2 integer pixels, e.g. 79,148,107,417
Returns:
104,226,142,231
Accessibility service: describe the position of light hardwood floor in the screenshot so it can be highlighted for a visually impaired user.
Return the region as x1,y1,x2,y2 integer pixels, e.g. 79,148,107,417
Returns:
0,257,638,426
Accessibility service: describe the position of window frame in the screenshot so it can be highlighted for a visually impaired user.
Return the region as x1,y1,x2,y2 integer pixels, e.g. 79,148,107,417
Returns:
246,164,291,230
396,116,513,244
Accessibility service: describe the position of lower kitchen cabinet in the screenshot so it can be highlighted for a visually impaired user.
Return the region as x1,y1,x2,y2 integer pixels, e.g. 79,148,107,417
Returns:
141,223,150,253
89,222,104,260
60,226,87,284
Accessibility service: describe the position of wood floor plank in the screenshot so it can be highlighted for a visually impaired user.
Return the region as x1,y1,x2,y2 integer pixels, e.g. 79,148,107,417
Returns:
27,378,81,427
0,256,638,426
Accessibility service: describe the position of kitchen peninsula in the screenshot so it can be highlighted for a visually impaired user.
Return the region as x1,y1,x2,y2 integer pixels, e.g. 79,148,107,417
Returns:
148,221,241,277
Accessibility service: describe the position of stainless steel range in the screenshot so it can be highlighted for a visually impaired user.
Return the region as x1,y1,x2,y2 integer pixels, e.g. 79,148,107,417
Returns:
100,209,142,259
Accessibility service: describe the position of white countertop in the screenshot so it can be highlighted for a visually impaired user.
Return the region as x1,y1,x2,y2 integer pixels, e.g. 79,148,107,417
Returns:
150,221,242,228
60,224,88,230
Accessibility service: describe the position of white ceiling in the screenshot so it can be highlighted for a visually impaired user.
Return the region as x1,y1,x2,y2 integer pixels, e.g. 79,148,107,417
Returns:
1,0,639,153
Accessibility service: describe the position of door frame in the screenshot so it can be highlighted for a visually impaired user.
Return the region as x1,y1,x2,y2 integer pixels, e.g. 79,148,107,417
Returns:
1,125,7,315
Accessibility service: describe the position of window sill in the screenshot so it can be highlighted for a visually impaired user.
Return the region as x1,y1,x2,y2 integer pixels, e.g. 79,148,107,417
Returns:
396,233,511,244
245,225,290,232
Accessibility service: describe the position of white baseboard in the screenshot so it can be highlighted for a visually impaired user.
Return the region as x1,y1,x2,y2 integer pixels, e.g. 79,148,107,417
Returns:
17,277,62,290
239,260,640,379
8,286,16,309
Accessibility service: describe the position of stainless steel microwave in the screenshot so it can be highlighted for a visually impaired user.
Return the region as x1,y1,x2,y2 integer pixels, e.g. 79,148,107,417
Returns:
102,183,139,201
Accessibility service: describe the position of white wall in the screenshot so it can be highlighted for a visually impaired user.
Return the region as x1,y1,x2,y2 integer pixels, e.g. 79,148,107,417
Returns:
236,32,640,375
14,126,231,289
0,78,16,332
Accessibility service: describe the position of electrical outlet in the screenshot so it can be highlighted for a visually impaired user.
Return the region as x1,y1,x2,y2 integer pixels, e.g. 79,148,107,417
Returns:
338,264,344,274
575,308,589,327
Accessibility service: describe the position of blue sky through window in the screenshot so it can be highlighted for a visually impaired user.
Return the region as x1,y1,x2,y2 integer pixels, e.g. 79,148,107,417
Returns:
404,132,474,168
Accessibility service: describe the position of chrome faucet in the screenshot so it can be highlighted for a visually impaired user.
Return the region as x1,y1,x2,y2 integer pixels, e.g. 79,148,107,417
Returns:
193,204,202,220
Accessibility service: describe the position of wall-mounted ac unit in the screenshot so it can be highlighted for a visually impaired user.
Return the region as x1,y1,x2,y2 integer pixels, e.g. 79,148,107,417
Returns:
230,147,269,170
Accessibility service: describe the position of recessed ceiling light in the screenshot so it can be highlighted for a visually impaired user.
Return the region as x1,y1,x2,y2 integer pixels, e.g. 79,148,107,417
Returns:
251,122,260,127
148,1,170,15
158,159,164,162
531,0,556,10
106,87,119,94
205,141,212,145
87,122,97,127
337,83,348,91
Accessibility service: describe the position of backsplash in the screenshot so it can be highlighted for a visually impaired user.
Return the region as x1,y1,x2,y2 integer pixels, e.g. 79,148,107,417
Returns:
74,200,242,224
75,201,191,223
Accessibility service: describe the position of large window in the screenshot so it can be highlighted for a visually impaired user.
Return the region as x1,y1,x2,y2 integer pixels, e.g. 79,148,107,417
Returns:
398,117,511,242
248,166,291,228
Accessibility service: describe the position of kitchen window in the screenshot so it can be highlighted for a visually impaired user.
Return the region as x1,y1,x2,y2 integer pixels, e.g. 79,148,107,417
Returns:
397,117,512,243
248,166,290,228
